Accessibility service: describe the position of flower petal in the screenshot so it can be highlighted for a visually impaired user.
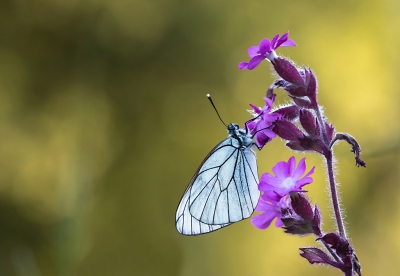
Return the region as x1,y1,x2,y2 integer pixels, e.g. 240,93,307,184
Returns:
247,55,265,70
238,61,249,70
287,156,296,176
303,166,315,178
292,157,306,180
272,161,289,179
255,133,269,147
258,38,272,54
260,128,276,138
264,97,274,109
251,211,277,229
261,191,282,202
274,32,288,48
280,39,296,47
271,34,280,48
249,103,261,114
296,177,314,188
260,172,279,184
275,213,284,227
247,46,259,57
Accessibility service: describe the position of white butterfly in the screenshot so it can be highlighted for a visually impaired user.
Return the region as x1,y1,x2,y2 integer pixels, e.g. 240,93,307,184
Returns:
175,122,260,235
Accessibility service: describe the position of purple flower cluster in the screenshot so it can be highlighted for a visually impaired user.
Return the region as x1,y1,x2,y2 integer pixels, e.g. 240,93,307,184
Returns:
251,156,315,229
238,31,364,275
238,32,296,70
247,95,281,147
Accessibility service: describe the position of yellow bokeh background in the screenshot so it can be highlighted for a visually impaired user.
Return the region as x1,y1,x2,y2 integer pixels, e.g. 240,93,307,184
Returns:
0,0,399,275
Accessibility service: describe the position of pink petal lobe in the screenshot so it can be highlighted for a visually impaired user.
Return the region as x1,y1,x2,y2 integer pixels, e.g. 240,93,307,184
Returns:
272,161,289,179
249,103,261,114
262,191,281,202
260,129,276,137
281,39,296,47
258,38,271,54
293,157,306,179
238,61,249,70
251,213,275,229
260,173,281,186
247,46,259,57
287,156,296,176
304,166,315,178
275,214,284,227
296,177,313,188
271,34,280,47
280,32,289,41
247,55,264,70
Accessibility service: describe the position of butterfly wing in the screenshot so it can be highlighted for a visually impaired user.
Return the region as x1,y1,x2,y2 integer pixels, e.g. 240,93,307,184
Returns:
175,185,229,235
175,136,259,235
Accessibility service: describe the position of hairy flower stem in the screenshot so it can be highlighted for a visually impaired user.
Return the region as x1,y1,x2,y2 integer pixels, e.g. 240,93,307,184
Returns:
313,103,347,239
325,152,347,238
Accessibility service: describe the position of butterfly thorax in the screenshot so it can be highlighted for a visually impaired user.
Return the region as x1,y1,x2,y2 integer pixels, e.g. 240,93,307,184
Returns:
227,123,255,149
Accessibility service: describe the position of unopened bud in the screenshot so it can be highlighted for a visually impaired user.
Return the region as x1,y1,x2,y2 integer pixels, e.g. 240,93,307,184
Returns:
299,109,319,137
272,57,305,87
273,105,300,121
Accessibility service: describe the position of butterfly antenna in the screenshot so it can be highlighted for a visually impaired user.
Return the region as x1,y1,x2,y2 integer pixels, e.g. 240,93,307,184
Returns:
206,94,227,127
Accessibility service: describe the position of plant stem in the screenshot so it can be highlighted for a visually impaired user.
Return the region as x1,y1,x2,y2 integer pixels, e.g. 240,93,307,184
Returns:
313,103,347,238
325,151,347,239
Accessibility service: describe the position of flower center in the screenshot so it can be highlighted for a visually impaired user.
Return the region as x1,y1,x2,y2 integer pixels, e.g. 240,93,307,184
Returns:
281,177,295,189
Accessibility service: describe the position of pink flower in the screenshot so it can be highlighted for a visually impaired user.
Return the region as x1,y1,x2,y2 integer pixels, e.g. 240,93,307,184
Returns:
238,32,296,70
259,156,315,198
247,95,281,147
251,195,291,229
251,156,315,230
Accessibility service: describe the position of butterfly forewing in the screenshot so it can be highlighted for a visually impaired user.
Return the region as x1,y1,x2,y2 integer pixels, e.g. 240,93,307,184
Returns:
176,124,260,235
189,138,259,225
175,185,229,235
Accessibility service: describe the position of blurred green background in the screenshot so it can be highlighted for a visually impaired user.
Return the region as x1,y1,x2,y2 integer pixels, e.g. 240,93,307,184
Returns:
0,0,399,275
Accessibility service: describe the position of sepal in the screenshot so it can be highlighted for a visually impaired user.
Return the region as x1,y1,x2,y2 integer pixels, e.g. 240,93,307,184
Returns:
273,120,304,141
280,193,322,236
299,109,318,137
317,233,361,275
300,247,343,269
273,105,300,120
272,57,304,87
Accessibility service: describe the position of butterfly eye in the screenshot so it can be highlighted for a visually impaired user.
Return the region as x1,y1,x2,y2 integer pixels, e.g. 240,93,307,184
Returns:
228,124,236,131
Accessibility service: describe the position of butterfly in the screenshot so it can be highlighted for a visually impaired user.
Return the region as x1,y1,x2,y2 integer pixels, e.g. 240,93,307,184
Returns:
175,120,261,235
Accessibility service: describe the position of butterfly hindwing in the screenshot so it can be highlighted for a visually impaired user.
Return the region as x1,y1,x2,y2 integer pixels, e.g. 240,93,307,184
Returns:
189,137,259,225
175,131,260,235
175,184,228,235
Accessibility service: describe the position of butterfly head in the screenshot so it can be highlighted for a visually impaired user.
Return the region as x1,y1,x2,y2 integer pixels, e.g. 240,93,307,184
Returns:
227,123,241,136
227,123,254,148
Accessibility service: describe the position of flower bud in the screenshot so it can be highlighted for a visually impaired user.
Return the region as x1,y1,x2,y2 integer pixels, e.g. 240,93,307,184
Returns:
299,136,329,154
272,57,305,86
290,193,314,222
299,109,319,136
272,120,304,141
281,208,314,235
306,69,318,98
289,95,312,108
286,140,306,151
325,123,335,142
285,84,308,97
311,205,322,236
273,105,300,121
319,233,351,259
